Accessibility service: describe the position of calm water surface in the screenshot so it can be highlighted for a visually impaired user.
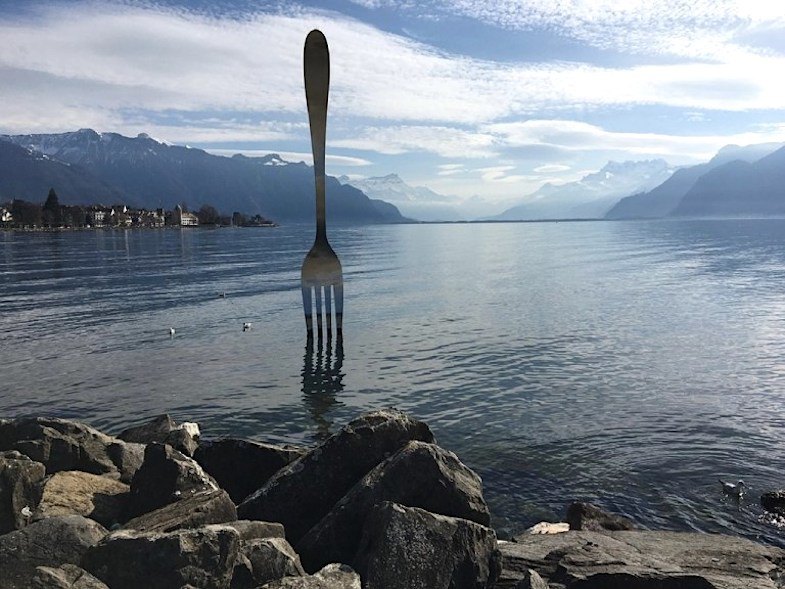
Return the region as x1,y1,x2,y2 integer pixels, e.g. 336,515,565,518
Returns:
3,220,785,545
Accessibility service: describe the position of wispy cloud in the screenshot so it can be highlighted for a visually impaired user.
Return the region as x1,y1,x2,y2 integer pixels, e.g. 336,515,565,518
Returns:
331,125,499,158
485,119,785,161
205,149,372,167
2,1,785,140
357,0,785,61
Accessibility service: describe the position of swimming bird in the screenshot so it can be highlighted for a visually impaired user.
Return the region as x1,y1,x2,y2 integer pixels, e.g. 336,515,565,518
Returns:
169,327,176,337
219,292,226,298
719,479,745,497
243,322,252,332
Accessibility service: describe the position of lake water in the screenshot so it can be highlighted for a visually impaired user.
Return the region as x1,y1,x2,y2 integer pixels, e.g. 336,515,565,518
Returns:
3,219,785,545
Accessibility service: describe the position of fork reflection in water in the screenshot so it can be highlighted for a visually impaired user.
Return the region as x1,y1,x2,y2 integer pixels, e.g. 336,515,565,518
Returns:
301,334,344,440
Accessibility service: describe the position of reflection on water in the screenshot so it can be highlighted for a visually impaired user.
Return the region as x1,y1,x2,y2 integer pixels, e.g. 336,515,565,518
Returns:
301,333,345,439
5,220,785,546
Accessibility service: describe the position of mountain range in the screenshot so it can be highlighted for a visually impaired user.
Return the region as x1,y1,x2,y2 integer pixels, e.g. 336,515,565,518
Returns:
0,130,406,224
341,174,465,222
2,129,785,224
605,143,785,219
491,160,676,221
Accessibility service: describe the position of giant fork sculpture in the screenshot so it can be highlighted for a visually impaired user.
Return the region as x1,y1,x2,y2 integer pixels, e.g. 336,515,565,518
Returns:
301,30,344,339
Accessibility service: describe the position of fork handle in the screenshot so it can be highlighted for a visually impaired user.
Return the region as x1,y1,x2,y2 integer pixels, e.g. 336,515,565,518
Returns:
304,30,329,242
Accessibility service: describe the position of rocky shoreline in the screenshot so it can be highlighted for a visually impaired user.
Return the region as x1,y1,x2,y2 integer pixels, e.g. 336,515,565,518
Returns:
0,410,783,588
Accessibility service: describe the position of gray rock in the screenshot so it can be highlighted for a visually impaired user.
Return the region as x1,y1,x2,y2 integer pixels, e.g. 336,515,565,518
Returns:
0,418,120,476
81,525,240,589
259,563,361,589
499,530,785,589
298,440,490,573
0,515,107,588
230,553,256,589
354,502,501,589
32,564,110,589
164,427,199,457
34,470,129,528
761,490,785,515
565,501,635,532
243,537,305,586
106,441,145,484
123,488,237,533
514,569,549,589
206,519,285,541
0,449,46,533
117,414,178,444
195,439,306,503
238,409,433,544
127,442,218,518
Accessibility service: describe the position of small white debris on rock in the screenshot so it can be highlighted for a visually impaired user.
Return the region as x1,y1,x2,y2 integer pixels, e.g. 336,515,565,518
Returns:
527,521,569,535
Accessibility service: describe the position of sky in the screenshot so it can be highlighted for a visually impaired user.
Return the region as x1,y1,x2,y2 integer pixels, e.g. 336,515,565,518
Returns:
1,0,785,216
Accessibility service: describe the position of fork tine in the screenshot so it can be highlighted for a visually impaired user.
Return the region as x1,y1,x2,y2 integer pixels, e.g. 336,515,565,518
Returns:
315,285,323,337
333,282,343,334
301,285,314,337
324,285,333,338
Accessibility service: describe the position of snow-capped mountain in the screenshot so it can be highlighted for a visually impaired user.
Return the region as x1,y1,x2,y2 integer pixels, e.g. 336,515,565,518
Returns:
491,159,676,221
343,174,464,221
0,130,406,223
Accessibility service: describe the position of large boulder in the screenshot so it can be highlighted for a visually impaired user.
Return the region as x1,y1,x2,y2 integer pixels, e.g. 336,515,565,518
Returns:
117,414,178,444
0,449,46,533
498,530,785,589
0,515,107,588
34,471,129,528
123,488,237,533
354,502,501,589
106,440,145,484
32,564,110,589
81,525,240,589
195,439,306,503
0,418,140,480
565,502,635,532
127,442,218,518
242,537,305,586
298,440,490,572
238,409,433,543
117,415,200,456
259,563,361,589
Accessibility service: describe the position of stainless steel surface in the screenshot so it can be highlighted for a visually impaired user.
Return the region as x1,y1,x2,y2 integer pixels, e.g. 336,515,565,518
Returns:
301,29,344,339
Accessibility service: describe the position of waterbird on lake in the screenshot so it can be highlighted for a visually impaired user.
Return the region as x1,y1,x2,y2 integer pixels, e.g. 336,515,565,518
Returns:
219,292,226,298
719,479,745,497
169,327,176,337
243,322,252,332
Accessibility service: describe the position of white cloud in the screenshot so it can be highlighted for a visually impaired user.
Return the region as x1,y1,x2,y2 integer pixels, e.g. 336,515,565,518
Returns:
402,0,785,60
534,164,571,173
476,165,535,183
485,119,785,161
437,163,465,175
205,149,372,167
331,125,499,158
2,1,785,142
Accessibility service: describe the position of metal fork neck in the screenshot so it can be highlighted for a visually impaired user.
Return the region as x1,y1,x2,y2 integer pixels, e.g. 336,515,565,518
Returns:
315,174,327,241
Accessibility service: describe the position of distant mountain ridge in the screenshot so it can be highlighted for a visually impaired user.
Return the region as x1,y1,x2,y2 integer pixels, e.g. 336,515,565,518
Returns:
492,159,675,221
672,145,785,217
343,173,464,221
0,129,406,224
606,142,785,219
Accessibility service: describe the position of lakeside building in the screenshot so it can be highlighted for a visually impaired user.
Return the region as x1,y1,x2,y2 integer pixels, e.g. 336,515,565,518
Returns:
173,204,199,226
